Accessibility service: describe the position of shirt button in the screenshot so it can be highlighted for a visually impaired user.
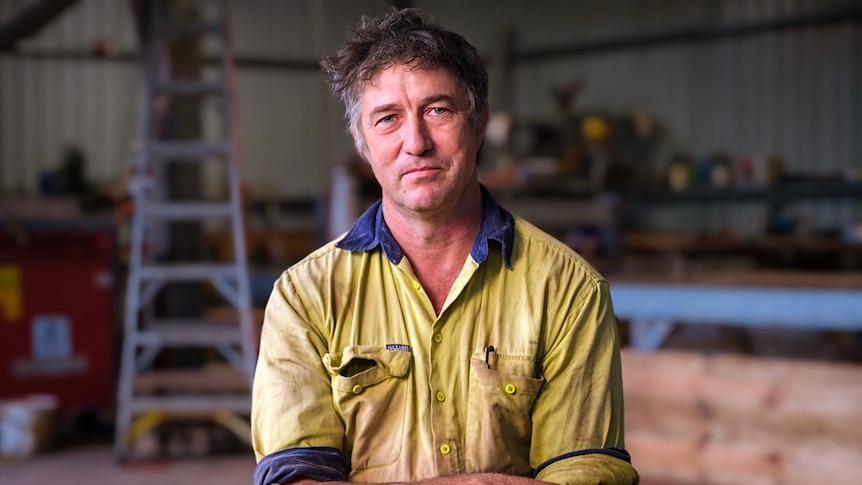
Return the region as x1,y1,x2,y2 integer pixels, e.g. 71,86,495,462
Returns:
439,444,451,455
412,281,421,290
352,384,363,394
436,391,446,402
504,383,517,395
433,333,443,343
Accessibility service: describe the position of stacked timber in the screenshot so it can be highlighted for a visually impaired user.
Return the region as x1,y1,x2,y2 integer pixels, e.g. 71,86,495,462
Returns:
622,350,862,485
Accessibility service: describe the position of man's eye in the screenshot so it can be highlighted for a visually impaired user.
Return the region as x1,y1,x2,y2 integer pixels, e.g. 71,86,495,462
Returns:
430,107,448,115
379,115,395,124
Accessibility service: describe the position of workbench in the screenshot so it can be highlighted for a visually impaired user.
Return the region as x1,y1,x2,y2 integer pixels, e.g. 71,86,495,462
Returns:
608,271,862,352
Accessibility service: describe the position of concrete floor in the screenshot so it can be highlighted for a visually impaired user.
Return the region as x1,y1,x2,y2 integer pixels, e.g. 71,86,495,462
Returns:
0,444,256,485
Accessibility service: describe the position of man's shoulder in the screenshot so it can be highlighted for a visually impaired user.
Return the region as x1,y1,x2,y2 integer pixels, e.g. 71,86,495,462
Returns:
511,215,606,285
282,235,386,280
285,237,350,274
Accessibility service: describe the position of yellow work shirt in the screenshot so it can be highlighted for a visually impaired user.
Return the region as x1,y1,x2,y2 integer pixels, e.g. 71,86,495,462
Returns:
252,187,637,485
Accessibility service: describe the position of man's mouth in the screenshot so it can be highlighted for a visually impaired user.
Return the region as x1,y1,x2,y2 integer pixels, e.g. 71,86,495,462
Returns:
404,166,440,176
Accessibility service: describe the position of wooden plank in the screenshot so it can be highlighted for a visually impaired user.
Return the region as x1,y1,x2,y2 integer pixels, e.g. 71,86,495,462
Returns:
627,430,862,485
622,350,862,485
622,350,862,441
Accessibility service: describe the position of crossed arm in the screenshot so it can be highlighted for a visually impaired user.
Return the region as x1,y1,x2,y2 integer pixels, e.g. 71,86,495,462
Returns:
290,474,553,485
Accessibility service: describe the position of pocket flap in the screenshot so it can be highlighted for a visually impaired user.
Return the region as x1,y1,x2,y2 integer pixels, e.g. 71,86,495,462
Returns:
324,345,412,381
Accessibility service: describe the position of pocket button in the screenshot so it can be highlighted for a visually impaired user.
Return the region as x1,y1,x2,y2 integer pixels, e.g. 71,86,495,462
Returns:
352,384,363,394
504,383,517,395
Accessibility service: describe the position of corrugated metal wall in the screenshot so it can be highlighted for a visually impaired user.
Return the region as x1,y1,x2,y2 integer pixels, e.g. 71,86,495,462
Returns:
0,0,141,195
2,0,860,236
0,0,388,198
426,0,861,236
599,0,861,237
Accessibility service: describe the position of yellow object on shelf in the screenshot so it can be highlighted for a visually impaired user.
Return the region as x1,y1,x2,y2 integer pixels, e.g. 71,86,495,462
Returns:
581,115,612,142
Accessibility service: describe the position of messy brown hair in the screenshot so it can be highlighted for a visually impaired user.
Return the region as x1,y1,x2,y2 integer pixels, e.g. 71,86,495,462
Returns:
320,8,489,158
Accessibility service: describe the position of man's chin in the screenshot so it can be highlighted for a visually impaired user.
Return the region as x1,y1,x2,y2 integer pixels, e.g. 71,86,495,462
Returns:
399,192,448,214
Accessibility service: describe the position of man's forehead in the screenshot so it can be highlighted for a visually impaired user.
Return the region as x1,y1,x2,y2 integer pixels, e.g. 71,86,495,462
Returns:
362,64,463,104
370,60,453,82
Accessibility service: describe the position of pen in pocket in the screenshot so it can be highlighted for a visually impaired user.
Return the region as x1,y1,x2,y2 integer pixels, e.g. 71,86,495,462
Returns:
484,345,495,369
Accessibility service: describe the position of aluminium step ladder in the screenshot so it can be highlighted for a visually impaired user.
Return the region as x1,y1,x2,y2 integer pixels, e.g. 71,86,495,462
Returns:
115,0,256,460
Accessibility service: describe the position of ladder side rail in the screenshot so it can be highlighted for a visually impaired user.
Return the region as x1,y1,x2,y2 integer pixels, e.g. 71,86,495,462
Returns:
115,0,165,459
218,0,257,379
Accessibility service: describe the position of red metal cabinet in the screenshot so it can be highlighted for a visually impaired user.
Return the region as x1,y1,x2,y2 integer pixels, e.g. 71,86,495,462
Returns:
0,222,116,419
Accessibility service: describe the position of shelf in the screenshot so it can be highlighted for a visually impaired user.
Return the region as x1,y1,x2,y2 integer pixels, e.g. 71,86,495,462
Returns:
622,232,862,255
625,181,862,204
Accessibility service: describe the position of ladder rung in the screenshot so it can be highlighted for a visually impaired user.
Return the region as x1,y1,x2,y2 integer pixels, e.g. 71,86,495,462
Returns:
129,395,251,414
153,81,224,96
147,202,234,219
149,141,230,160
137,322,242,347
139,263,240,281
154,21,222,37
133,367,250,395
149,317,245,326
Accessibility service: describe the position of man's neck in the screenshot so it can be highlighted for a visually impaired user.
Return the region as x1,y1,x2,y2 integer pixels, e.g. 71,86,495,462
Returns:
382,186,483,257
382,186,484,314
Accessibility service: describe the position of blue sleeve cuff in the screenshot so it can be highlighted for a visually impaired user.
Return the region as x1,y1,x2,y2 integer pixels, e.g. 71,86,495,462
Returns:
254,446,348,485
532,447,632,478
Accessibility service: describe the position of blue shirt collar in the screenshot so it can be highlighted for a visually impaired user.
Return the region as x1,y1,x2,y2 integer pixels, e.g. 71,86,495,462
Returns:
335,185,514,269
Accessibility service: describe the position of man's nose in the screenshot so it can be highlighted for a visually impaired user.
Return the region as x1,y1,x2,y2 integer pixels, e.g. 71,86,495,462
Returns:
402,116,433,156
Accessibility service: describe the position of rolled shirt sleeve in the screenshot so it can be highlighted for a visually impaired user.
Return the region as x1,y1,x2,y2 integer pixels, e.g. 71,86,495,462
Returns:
254,447,347,485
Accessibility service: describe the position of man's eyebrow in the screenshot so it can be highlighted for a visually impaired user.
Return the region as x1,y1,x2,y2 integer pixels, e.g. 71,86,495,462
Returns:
368,103,399,120
422,94,459,106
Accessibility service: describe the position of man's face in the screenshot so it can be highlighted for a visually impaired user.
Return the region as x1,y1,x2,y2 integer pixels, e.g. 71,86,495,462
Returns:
359,64,483,216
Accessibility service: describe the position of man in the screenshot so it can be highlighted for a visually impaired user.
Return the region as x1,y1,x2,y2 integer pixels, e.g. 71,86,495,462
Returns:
252,8,638,485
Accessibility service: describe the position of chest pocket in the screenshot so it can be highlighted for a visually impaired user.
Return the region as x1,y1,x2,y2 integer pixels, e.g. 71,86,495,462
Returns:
465,353,544,475
323,345,412,469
